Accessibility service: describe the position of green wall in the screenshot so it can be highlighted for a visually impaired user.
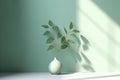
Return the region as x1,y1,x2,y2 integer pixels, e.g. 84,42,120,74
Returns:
0,0,77,72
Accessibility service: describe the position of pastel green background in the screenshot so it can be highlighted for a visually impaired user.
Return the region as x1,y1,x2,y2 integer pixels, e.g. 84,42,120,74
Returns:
0,0,120,72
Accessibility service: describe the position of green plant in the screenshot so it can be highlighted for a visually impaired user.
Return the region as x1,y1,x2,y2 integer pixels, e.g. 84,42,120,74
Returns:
41,20,95,72
41,20,80,52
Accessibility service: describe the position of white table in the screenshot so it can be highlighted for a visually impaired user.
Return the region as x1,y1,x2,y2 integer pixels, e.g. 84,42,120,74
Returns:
0,72,120,80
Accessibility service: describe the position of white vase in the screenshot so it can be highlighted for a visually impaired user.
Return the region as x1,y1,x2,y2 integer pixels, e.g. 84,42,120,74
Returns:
49,57,62,74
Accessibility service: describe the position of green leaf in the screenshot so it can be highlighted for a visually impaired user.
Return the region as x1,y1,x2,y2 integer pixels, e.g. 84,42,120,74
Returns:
61,36,66,43
46,37,54,44
48,20,54,26
61,44,68,49
52,26,59,32
69,22,73,29
47,45,54,51
64,41,69,45
73,29,80,33
67,39,75,44
43,31,50,36
71,34,81,45
57,32,62,38
64,27,67,34
41,25,49,28
61,41,69,49
70,34,78,39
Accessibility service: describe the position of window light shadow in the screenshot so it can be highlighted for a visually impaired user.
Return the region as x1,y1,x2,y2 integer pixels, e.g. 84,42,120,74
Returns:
77,0,120,71
92,0,120,25
79,9,120,48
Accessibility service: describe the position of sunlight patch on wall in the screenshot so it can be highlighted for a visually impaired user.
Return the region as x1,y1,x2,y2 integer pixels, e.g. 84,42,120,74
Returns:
76,0,120,72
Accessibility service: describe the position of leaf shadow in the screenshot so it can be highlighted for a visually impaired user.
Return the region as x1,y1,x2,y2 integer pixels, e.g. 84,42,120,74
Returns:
81,35,90,51
80,35,95,72
68,35,95,72
68,46,82,63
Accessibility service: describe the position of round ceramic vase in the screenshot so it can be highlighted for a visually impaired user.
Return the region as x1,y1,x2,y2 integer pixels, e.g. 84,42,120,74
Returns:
49,57,62,74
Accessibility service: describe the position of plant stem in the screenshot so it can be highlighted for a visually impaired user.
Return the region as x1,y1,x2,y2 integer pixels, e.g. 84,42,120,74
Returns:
54,35,60,57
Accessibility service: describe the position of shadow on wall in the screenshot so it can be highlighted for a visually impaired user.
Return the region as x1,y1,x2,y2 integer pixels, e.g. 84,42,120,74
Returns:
55,34,95,72
80,35,95,72
78,0,120,71
92,0,120,25
91,0,120,71
0,0,29,72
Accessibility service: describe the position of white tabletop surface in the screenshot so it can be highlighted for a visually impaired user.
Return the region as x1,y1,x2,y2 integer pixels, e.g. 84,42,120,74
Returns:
0,72,120,80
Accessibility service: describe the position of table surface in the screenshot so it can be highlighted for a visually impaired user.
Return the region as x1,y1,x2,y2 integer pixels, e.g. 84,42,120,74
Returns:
0,72,120,80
